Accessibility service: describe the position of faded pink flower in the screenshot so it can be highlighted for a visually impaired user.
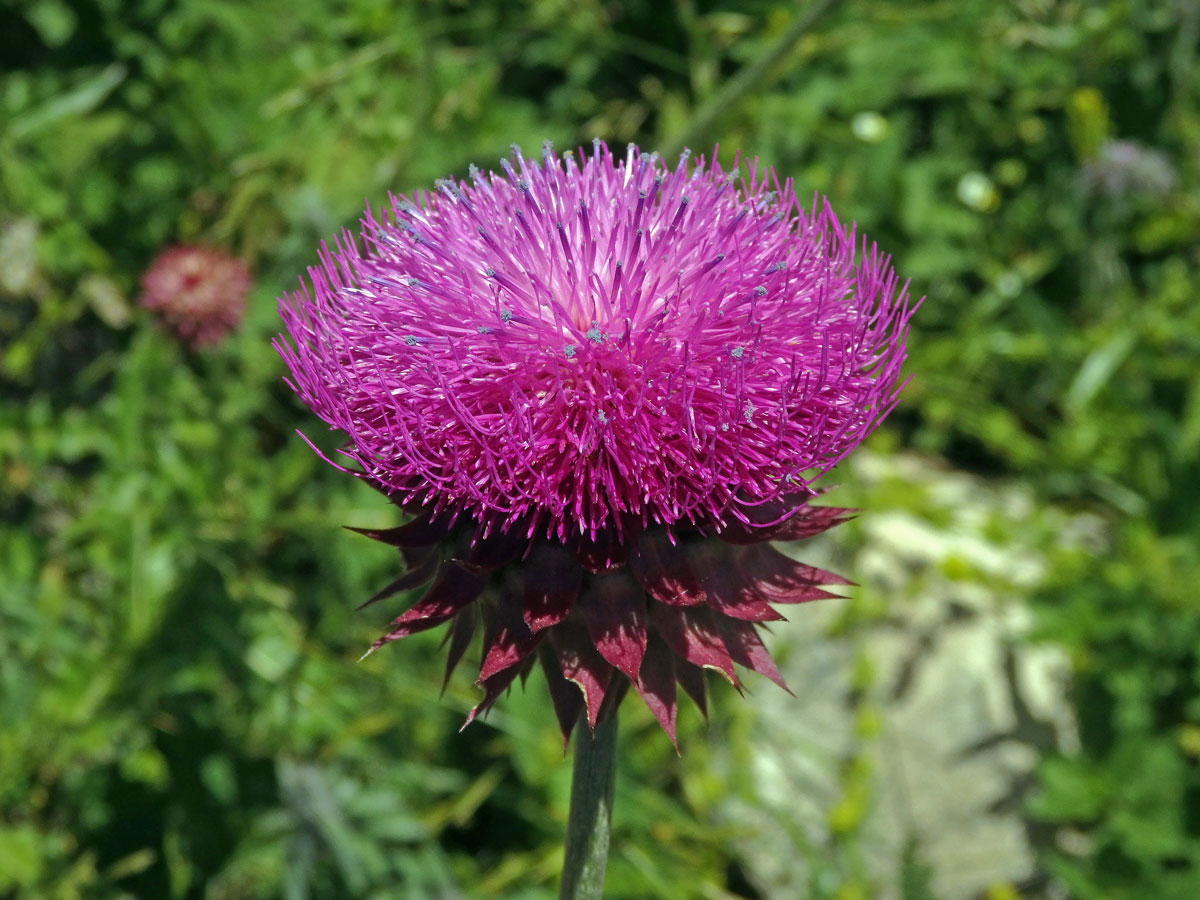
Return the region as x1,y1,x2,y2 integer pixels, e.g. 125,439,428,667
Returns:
277,142,917,744
141,245,251,347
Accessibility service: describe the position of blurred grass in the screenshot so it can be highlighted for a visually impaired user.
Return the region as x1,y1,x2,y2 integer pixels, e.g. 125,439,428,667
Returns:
2,0,1199,897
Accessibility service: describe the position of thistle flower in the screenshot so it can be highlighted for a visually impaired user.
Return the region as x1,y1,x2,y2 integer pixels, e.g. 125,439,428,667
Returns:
141,245,251,347
1081,139,1177,201
277,141,916,744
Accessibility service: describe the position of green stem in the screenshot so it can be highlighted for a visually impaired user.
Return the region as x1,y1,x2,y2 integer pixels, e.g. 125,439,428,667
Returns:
558,708,619,900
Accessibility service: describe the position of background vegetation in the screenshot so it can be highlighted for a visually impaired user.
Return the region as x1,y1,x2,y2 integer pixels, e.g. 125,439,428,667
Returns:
2,0,1198,897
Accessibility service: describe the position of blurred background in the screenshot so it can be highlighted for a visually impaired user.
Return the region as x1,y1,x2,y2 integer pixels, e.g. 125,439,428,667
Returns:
2,0,1198,898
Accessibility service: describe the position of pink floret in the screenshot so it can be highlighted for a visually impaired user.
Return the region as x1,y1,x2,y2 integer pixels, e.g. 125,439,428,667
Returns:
276,142,916,541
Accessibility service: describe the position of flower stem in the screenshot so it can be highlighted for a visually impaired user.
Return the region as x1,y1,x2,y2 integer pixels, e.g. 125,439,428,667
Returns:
559,708,619,900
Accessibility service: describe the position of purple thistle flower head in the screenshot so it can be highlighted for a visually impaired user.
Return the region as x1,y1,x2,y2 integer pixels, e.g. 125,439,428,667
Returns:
278,142,914,542
277,142,918,744
1081,139,1177,201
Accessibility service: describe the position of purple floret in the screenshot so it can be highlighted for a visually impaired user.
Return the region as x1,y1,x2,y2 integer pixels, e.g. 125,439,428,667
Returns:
276,141,916,542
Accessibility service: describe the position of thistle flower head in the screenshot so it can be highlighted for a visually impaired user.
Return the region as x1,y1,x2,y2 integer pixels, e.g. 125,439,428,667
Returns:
277,142,917,743
279,142,912,541
1081,139,1177,201
141,245,252,347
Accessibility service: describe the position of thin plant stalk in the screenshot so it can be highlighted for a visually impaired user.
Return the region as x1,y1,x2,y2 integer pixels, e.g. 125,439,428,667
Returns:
559,708,619,900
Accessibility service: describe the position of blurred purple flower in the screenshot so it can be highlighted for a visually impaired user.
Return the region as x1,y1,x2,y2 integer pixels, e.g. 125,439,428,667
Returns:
141,245,251,348
1081,139,1177,200
277,142,917,743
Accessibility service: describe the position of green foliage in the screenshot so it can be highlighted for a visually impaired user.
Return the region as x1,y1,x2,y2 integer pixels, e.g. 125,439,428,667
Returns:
3,0,1199,897
1029,526,1200,900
